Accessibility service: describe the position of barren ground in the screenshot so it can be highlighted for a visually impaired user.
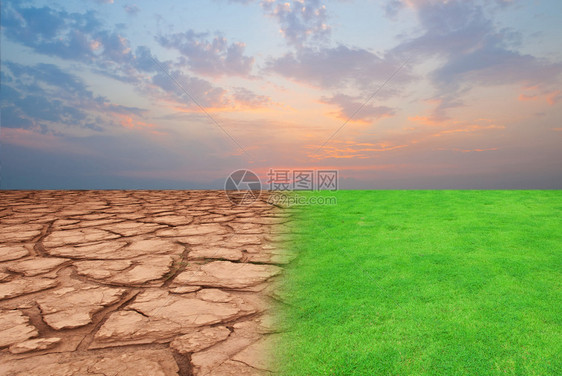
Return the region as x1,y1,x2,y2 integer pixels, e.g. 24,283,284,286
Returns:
0,190,293,376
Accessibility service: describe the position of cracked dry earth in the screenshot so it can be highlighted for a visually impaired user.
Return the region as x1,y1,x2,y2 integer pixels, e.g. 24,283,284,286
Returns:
0,190,294,376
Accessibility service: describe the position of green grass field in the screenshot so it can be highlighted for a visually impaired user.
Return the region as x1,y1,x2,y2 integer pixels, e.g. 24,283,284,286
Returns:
278,191,561,375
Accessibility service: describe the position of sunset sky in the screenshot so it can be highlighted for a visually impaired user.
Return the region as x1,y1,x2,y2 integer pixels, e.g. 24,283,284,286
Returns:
1,0,561,189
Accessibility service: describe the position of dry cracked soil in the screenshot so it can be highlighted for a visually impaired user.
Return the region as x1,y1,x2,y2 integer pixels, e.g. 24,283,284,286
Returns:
0,190,295,376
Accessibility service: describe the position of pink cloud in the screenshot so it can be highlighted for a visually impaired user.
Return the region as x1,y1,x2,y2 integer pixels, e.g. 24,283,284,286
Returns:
320,94,396,124
408,115,450,126
546,90,562,105
116,114,154,129
0,128,94,155
307,140,408,160
436,147,499,153
518,89,561,105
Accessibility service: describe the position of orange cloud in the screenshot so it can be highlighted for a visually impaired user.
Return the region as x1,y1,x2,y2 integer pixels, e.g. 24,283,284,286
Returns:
148,129,169,137
423,97,443,105
518,93,539,102
436,147,498,153
171,104,274,115
307,141,408,160
408,116,447,126
325,111,371,125
117,114,155,129
437,124,505,135
518,88,561,105
407,121,505,145
546,90,562,105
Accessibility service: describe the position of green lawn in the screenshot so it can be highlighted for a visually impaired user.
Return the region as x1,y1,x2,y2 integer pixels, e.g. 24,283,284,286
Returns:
277,191,561,375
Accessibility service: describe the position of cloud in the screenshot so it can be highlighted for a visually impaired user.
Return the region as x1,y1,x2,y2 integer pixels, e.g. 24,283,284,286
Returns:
95,30,133,63
546,91,562,105
1,62,146,134
320,94,396,123
389,0,562,119
384,0,405,18
0,106,35,130
307,140,408,160
1,1,102,62
145,68,272,112
131,46,160,73
149,69,230,109
157,31,254,77
123,4,140,15
430,123,506,138
267,45,411,90
217,0,331,48
261,0,330,47
408,115,454,126
1,2,250,119
231,87,273,108
436,147,499,153
429,46,562,92
4,62,90,98
518,87,562,106
222,0,255,4
116,114,155,129
1,63,87,132
1,1,137,68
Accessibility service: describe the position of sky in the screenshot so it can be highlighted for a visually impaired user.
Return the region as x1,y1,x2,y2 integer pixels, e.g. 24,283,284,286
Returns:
1,0,561,189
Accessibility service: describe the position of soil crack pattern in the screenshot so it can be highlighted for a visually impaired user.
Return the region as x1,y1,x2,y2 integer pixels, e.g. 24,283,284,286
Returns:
0,190,293,375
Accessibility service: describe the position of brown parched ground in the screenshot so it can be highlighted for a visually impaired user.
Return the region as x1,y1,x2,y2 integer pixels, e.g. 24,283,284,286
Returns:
0,190,294,375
